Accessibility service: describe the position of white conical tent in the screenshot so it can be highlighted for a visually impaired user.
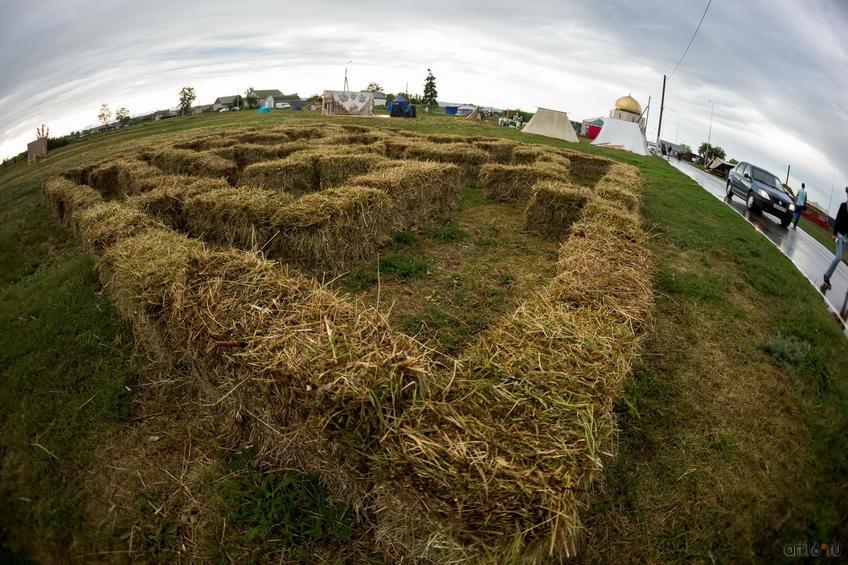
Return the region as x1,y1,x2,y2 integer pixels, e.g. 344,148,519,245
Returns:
591,118,649,155
521,108,578,143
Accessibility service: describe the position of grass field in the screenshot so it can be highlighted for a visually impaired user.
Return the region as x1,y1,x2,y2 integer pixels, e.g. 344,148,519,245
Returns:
798,214,838,253
1,110,846,562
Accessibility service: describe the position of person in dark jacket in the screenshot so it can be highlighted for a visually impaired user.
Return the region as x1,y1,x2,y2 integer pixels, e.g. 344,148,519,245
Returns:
823,186,848,289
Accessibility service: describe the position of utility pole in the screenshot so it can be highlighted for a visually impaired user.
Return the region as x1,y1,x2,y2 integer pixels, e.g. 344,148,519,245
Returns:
785,164,791,186
706,99,714,154
656,75,666,147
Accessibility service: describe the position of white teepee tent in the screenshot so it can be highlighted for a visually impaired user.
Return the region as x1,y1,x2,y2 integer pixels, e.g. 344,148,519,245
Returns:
591,118,649,155
521,108,578,143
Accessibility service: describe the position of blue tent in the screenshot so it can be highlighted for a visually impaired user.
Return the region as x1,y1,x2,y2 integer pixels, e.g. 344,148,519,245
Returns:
387,95,410,114
256,107,271,114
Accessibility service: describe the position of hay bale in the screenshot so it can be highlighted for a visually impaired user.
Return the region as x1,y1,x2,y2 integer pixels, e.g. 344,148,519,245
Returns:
382,138,417,159
88,162,123,198
510,145,548,164
377,301,641,562
474,139,518,163
268,186,394,268
403,142,489,186
147,148,238,183
172,134,238,151
592,163,642,212
183,187,294,251
114,159,163,195
523,181,591,239
162,249,432,503
73,201,161,253
127,176,231,229
240,152,317,196
267,125,335,140
567,154,611,185
350,161,461,229
339,124,373,134
552,224,651,325
101,228,205,320
578,198,642,241
423,134,476,144
43,177,102,225
61,164,98,185
213,142,308,169
317,153,388,189
236,132,292,145
479,162,567,202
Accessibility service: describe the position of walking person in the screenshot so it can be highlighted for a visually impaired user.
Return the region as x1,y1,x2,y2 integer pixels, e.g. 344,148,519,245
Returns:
823,186,848,289
792,182,807,228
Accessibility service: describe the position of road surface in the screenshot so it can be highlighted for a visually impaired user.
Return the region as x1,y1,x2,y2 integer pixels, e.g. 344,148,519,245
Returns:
667,158,848,331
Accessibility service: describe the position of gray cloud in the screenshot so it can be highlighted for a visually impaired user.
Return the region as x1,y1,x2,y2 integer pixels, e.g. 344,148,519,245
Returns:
2,0,846,211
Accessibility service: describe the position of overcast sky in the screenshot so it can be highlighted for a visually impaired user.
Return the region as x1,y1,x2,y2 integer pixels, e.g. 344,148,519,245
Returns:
1,0,846,213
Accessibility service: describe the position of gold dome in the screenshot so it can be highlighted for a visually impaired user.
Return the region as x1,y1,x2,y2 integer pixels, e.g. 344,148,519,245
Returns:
615,95,642,115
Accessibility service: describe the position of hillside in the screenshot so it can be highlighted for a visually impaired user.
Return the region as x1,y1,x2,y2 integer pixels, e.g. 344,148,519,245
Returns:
1,111,846,563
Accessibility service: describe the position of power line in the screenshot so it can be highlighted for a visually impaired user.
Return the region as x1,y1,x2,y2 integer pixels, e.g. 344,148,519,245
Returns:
669,0,712,78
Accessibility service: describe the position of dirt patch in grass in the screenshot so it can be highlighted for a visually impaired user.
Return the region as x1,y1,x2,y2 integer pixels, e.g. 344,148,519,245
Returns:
333,187,560,355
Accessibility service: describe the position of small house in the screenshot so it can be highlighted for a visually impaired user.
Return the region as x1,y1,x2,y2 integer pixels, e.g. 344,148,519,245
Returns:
213,95,242,111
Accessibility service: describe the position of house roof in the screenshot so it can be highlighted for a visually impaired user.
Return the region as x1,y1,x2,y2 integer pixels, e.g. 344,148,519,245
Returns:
274,93,303,102
214,95,240,104
363,91,386,98
254,89,284,98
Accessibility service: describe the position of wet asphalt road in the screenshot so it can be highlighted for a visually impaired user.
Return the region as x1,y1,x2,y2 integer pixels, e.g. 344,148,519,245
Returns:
667,158,848,331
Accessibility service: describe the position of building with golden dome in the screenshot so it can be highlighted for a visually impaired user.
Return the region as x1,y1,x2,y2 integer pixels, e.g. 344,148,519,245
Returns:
610,94,646,133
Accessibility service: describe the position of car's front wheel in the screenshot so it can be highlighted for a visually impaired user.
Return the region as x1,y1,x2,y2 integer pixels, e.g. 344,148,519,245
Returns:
726,180,733,199
781,216,791,228
746,192,759,213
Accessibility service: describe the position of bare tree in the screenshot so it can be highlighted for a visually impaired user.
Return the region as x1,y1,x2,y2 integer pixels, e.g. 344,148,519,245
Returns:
35,124,49,139
98,104,111,126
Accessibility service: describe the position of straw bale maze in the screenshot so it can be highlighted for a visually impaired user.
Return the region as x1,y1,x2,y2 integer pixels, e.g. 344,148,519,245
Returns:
44,123,651,562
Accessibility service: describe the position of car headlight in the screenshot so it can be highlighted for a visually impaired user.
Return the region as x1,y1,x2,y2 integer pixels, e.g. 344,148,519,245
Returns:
757,189,771,200
789,203,796,211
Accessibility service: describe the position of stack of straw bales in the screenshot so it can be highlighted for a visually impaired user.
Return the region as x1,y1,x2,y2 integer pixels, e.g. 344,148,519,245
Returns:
523,180,592,239
403,142,489,186
42,125,652,562
145,148,238,184
350,160,462,228
479,162,568,202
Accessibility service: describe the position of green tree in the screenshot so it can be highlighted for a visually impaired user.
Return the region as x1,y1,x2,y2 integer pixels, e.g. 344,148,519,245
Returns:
698,142,726,162
116,107,130,125
422,68,438,107
244,87,257,109
178,87,196,115
366,82,383,92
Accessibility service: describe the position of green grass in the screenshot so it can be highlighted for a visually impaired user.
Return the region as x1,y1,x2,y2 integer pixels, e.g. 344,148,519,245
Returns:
1,110,846,563
797,214,837,253
378,253,429,279
218,448,354,559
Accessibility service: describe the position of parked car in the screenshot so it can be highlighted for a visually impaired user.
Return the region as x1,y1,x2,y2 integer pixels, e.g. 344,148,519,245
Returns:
726,161,795,227
230,106,241,111
218,107,229,112
275,102,291,110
